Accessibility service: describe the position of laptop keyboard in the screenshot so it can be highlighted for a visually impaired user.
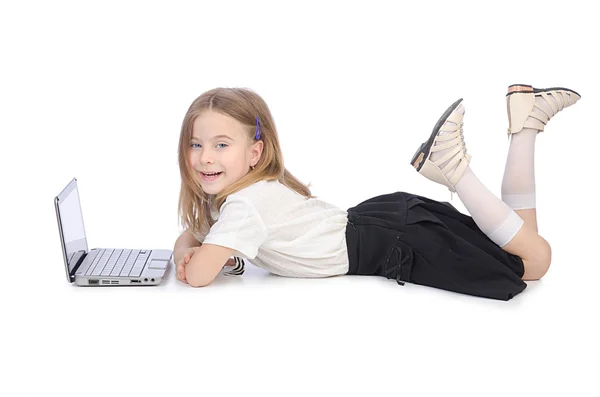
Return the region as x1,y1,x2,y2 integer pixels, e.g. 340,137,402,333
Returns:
82,249,151,278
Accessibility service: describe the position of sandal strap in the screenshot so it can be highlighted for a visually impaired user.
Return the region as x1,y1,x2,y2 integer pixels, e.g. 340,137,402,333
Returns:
436,142,463,169
434,127,461,142
441,144,466,173
448,153,471,186
523,110,547,130
431,121,463,151
431,132,460,152
432,122,468,175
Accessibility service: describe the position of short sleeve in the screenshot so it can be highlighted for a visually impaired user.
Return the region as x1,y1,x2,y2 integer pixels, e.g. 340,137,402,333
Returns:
190,208,220,243
202,195,268,260
191,230,206,244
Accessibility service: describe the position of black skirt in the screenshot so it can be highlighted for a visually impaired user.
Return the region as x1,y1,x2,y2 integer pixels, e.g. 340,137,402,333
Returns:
345,191,526,301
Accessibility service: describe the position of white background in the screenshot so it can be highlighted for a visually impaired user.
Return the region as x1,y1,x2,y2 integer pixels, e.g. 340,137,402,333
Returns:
1,1,599,396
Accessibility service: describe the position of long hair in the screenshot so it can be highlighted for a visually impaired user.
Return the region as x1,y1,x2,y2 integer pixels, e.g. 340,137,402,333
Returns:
177,87,315,237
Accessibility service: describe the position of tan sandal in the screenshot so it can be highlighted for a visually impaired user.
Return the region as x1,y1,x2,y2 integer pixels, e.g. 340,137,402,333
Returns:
410,98,471,193
506,84,581,138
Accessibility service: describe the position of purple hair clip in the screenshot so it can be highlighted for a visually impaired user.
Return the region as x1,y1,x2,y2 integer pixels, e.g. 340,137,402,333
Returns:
255,116,261,140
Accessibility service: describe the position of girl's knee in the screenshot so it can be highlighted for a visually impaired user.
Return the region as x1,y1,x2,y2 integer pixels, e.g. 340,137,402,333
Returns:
522,238,552,280
537,238,552,277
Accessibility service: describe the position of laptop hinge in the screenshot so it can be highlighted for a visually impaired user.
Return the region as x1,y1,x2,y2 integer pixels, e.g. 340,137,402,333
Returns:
69,251,87,282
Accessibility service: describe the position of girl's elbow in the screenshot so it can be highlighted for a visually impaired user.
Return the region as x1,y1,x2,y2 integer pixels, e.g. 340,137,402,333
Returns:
188,278,211,287
186,272,214,287
185,261,218,287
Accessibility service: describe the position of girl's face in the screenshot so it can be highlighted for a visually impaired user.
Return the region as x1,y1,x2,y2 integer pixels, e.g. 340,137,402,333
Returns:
189,110,263,195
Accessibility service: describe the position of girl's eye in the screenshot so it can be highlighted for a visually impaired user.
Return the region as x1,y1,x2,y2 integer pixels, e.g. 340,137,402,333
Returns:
189,143,228,149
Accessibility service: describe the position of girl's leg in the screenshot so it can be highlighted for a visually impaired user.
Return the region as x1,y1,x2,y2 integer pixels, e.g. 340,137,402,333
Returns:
499,126,549,279
500,222,550,280
514,209,537,233
414,89,579,280
452,166,551,280
497,85,580,278
501,127,539,233
497,87,579,278
428,106,550,280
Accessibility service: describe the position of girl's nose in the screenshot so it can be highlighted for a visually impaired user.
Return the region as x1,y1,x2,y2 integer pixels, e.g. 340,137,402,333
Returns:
200,150,214,164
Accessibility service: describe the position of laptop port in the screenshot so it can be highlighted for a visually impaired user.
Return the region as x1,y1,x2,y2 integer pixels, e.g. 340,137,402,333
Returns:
151,278,155,282
88,279,99,285
130,280,141,284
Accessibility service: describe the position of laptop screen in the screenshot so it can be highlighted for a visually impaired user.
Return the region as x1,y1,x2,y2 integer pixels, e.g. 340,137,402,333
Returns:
56,179,88,275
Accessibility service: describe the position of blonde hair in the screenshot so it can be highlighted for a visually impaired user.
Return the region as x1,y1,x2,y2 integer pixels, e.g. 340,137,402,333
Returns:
177,87,315,237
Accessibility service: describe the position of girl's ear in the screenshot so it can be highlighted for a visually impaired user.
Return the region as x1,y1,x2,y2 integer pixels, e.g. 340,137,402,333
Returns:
251,140,264,165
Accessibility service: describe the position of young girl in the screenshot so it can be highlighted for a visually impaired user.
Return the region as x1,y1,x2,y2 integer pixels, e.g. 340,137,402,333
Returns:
172,85,580,300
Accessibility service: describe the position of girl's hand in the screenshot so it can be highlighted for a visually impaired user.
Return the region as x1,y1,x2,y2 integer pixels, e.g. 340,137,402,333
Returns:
176,247,202,284
176,249,238,284
224,258,236,266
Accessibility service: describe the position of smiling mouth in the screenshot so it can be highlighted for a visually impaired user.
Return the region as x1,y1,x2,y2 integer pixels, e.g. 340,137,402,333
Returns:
199,171,223,182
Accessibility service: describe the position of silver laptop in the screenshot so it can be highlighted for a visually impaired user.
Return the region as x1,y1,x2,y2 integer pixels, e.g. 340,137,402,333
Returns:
55,178,172,286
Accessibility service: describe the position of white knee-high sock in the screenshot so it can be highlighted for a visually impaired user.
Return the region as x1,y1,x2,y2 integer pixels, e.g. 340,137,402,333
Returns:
455,167,524,247
501,128,537,209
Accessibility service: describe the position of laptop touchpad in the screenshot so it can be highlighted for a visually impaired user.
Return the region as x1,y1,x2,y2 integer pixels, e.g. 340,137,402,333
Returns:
149,260,168,270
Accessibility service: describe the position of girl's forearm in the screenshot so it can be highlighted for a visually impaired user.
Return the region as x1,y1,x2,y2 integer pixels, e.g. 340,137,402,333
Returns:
173,230,202,264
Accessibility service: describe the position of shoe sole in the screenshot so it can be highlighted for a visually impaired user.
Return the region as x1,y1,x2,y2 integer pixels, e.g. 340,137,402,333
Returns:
410,98,463,172
506,84,581,97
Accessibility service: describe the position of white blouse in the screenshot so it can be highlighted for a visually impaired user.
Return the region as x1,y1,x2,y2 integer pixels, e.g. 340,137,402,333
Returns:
193,179,349,278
